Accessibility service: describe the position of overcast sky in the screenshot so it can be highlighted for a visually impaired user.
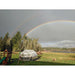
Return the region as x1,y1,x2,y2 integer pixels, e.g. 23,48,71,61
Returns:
0,10,75,42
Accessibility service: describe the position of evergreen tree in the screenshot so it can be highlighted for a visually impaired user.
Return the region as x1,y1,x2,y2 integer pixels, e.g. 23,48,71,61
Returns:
12,31,22,51
0,37,3,51
3,32,9,50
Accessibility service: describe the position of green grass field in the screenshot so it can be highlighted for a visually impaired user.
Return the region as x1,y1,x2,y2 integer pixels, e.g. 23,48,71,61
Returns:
9,51,75,65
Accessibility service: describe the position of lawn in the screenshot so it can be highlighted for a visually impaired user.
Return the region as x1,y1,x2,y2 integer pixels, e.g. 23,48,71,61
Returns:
9,51,75,65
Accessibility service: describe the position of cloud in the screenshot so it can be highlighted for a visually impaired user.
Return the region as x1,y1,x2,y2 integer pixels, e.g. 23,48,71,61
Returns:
40,40,75,48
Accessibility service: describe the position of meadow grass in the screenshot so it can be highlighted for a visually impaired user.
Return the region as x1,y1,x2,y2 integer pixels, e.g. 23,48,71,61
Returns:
10,52,75,65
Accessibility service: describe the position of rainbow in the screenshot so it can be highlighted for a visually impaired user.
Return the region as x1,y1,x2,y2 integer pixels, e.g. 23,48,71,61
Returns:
10,19,75,37
10,14,37,37
26,20,75,36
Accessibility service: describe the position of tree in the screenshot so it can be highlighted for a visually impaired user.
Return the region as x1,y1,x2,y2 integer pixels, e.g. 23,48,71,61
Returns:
12,31,22,51
3,32,9,50
21,36,41,52
23,33,28,40
10,31,41,52
0,37,3,51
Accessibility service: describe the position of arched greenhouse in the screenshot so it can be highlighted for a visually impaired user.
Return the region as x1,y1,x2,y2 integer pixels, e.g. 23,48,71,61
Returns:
19,50,38,61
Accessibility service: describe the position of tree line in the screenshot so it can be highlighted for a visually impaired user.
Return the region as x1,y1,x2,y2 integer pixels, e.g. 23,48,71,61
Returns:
0,31,41,52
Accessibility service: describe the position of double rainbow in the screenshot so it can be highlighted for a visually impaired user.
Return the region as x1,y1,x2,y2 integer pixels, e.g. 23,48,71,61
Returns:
10,18,75,37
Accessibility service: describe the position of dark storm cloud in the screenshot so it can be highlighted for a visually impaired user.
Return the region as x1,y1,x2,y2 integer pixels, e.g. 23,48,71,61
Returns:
0,10,75,41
